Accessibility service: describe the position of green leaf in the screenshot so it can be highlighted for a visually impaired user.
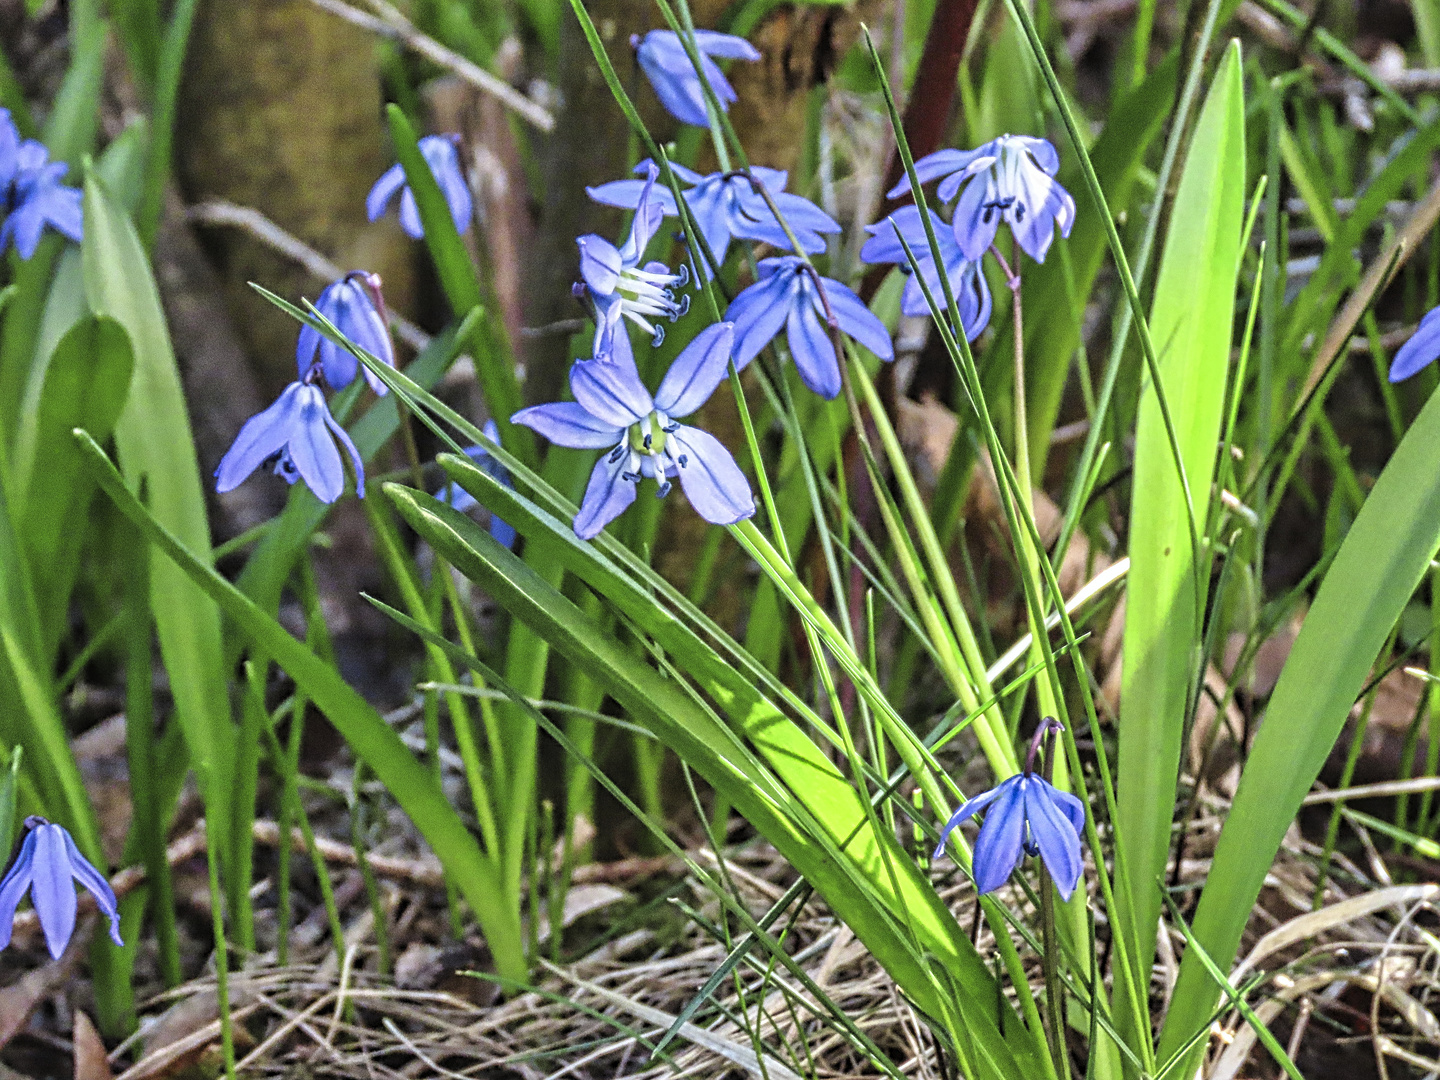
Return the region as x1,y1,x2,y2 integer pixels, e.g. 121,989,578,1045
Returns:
73,430,528,983
1156,343,1440,1074
80,173,234,840
15,315,134,657
1115,41,1245,975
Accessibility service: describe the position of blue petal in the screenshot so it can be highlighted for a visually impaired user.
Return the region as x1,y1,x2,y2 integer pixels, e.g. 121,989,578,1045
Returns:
1024,779,1084,900
577,235,623,297
570,357,653,427
820,277,893,361
1014,134,1061,176
289,385,347,504
574,451,638,539
512,402,624,448
420,135,473,234
932,781,1010,859
1391,307,1440,382
669,424,753,523
684,180,735,277
886,146,991,199
0,830,36,950
655,322,735,417
694,29,760,60
935,155,994,203
0,110,20,189
637,38,712,127
323,406,367,499
31,824,76,960
215,383,307,494
970,779,1027,894
367,162,407,222
726,270,793,367
61,828,121,947
588,178,678,214
398,188,424,239
786,299,841,399
951,169,1001,262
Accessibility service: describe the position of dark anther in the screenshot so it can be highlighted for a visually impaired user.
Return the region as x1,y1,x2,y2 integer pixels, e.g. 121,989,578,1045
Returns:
678,454,689,467
663,422,679,433
643,433,652,449
656,480,672,498
609,446,626,463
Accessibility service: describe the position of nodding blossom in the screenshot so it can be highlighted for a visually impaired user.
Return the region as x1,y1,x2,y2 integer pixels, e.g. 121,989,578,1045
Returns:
889,135,1075,265
1388,306,1440,382
588,160,839,279
632,29,760,129
577,160,689,355
367,134,473,240
215,376,365,505
512,322,753,539
0,817,122,960
725,256,893,400
860,205,992,338
297,272,396,395
440,419,517,549
0,111,82,259
933,720,1085,899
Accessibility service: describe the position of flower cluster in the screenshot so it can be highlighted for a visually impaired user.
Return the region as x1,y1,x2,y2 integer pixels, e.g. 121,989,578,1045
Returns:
0,817,122,960
0,110,83,260
217,129,477,505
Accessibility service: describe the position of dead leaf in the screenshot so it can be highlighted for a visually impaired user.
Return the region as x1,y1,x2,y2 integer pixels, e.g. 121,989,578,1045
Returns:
73,1011,113,1080
0,924,87,1049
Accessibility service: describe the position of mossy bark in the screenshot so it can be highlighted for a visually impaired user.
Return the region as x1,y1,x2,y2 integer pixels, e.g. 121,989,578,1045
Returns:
176,0,406,396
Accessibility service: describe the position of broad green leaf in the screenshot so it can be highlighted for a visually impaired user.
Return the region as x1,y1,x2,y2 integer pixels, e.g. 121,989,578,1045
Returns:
1116,41,1244,975
1156,346,1440,1075
81,174,234,840
383,481,1037,1080
74,431,528,983
16,315,134,657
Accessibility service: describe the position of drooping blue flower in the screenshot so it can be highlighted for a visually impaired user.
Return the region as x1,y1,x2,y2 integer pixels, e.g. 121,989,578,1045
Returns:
0,124,83,260
1389,306,1440,382
588,160,840,279
0,817,122,960
632,29,760,129
725,256,893,400
577,160,689,355
367,134,473,240
215,379,365,504
440,419,517,549
297,272,396,395
512,322,753,539
889,135,1075,265
933,721,1086,900
860,206,992,337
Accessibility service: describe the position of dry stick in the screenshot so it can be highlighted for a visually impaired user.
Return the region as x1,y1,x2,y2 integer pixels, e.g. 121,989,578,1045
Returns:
1298,178,1440,404
307,0,554,131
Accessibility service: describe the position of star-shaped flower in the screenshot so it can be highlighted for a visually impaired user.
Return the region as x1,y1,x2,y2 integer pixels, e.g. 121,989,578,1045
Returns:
589,160,839,279
725,256,893,399
512,323,753,538
215,378,365,505
367,134,473,239
889,135,1075,264
297,272,396,394
860,205,992,337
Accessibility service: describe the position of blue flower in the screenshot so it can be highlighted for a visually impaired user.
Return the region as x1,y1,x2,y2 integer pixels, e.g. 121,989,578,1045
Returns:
0,118,82,260
367,134,473,240
440,419,517,549
298,272,395,394
577,161,689,355
631,29,760,129
512,323,753,539
0,817,122,960
860,205,992,337
215,379,365,504
934,772,1085,899
589,160,839,280
889,135,1075,265
725,256,893,400
1389,306,1440,382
